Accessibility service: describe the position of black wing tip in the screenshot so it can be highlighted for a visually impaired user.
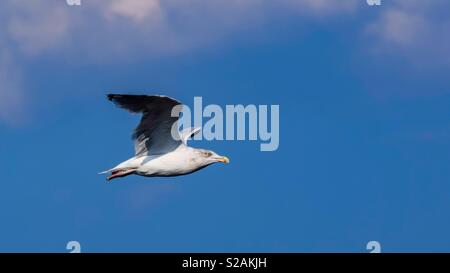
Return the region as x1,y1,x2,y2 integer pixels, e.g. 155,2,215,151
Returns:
107,93,180,103
107,93,122,101
107,93,150,101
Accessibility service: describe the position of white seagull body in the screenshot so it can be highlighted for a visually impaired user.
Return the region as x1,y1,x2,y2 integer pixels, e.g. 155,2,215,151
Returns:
101,94,229,181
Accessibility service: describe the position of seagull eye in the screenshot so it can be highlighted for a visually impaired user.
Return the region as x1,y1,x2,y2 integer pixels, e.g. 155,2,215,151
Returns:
203,152,212,157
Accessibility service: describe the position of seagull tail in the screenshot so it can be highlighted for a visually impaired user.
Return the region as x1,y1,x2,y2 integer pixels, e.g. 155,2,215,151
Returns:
98,169,112,175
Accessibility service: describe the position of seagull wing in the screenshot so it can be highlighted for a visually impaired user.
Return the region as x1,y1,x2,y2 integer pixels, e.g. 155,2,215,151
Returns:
180,127,201,145
108,94,183,156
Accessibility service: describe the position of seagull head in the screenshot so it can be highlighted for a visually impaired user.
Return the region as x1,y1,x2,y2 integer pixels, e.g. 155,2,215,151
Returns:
196,149,230,166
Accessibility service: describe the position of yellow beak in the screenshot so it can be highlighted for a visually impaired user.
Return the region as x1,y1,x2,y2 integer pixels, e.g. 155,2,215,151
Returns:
219,156,230,164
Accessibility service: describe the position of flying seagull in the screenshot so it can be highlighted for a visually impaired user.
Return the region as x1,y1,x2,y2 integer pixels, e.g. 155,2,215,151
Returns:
100,94,229,181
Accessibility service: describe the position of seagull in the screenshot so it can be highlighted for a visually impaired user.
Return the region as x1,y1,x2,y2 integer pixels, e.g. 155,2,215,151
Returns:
100,94,229,181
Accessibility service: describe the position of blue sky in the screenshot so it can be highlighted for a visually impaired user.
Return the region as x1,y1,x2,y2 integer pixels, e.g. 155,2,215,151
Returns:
0,0,450,252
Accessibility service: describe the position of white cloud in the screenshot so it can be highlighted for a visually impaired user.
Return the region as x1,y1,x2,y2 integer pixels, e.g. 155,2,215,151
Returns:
3,0,360,59
288,0,358,15
368,10,428,47
7,1,70,55
106,0,162,22
366,0,450,66
0,47,25,125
